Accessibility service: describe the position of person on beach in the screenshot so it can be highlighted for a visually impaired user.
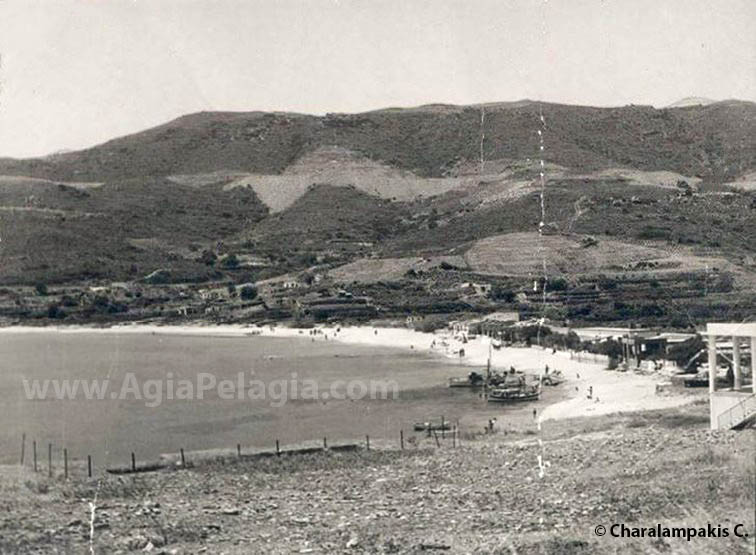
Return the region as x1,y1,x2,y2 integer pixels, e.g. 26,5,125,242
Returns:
587,385,593,399
533,408,537,420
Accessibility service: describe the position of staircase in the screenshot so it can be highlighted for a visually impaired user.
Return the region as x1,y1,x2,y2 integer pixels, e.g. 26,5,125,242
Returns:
717,394,756,430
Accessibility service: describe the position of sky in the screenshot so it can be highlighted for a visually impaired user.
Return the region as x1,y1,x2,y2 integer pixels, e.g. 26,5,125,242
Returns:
0,0,754,158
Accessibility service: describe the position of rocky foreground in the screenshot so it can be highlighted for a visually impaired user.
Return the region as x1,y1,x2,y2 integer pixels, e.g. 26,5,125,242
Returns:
1,403,753,554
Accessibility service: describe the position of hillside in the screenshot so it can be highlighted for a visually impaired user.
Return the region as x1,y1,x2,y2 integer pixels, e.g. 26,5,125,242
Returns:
0,99,754,327
0,176,268,285
1,100,754,182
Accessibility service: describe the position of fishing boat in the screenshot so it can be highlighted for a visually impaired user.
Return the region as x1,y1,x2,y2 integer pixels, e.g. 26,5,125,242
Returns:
486,370,541,402
448,371,485,388
487,382,541,402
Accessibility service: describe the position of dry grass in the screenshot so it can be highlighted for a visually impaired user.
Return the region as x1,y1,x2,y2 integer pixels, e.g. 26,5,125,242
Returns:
463,232,726,278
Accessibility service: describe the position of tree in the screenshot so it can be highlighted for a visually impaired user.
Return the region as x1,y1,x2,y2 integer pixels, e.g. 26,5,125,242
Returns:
47,304,65,319
667,335,705,372
548,277,569,292
489,285,515,303
220,253,239,269
240,285,258,300
565,331,581,350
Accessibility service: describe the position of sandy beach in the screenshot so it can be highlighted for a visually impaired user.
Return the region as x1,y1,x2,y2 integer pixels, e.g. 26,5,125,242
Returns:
1,322,695,422
257,324,696,422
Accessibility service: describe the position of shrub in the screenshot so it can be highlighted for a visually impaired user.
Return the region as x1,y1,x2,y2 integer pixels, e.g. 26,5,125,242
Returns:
220,254,239,269
47,304,65,319
240,285,258,300
489,285,515,302
34,283,48,296
549,277,569,292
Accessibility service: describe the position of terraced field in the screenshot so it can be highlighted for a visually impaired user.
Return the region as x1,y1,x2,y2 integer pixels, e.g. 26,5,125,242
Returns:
464,232,728,278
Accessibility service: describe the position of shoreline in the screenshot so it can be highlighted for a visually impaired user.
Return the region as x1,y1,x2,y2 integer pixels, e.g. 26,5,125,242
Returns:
0,321,697,422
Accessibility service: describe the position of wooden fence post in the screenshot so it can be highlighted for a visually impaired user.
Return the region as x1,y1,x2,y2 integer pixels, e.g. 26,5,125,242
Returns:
48,443,52,478
180,448,186,467
365,435,370,450
131,452,136,472
237,443,241,458
64,448,68,479
87,455,92,478
20,433,26,465
400,430,404,450
275,440,280,456
323,437,327,449
33,440,37,472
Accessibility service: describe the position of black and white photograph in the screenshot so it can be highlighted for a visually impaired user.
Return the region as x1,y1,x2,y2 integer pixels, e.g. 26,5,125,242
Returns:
0,1,754,553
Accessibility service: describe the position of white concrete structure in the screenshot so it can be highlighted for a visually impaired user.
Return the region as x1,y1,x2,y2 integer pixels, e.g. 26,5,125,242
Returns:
705,322,756,430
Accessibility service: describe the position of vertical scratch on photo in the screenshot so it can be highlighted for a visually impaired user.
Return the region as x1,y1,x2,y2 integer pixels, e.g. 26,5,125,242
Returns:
535,0,550,482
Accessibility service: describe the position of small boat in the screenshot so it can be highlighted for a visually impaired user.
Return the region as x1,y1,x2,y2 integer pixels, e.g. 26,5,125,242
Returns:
542,370,564,386
487,385,540,403
448,371,485,388
413,421,452,432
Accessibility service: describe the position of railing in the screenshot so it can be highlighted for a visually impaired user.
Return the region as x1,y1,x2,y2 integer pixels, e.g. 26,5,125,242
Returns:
717,394,756,430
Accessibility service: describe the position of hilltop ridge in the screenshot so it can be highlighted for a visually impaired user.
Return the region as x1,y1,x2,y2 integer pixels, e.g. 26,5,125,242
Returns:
1,100,754,182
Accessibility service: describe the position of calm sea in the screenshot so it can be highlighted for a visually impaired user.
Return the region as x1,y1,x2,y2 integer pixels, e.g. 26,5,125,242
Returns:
0,331,558,466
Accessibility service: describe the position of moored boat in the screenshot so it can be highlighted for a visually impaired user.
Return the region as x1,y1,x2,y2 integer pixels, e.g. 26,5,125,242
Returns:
542,370,564,386
486,384,540,402
448,371,485,388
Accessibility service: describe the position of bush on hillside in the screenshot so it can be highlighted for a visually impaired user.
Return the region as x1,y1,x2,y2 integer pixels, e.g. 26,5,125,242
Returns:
220,254,240,269
489,285,515,303
47,304,65,319
240,285,258,300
